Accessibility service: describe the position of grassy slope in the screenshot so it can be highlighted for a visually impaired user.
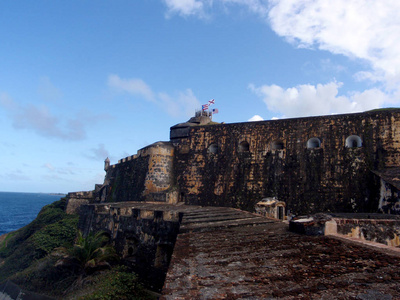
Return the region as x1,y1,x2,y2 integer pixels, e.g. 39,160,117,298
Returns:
0,198,78,282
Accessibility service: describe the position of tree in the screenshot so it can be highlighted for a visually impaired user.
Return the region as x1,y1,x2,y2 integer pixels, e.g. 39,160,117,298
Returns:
54,231,118,282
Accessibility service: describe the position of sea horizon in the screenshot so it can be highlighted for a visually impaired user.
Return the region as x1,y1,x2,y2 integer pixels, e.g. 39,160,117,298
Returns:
0,191,65,236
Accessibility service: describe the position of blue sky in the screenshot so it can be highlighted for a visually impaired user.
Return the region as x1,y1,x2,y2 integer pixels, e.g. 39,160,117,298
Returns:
1,0,399,193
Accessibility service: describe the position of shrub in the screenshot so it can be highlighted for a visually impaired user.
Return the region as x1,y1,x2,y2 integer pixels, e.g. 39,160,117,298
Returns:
0,198,78,281
79,266,154,300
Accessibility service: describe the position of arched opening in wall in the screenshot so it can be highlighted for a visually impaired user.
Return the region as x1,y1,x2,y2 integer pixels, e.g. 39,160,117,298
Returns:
208,143,218,154
271,140,284,150
307,137,321,149
346,135,362,148
239,141,250,152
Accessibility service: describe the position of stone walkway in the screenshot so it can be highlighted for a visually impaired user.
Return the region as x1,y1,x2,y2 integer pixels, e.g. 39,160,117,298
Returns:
162,207,400,299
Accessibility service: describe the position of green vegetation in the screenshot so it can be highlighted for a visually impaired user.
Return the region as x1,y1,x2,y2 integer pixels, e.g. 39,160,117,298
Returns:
55,231,118,277
0,198,79,281
0,197,154,299
78,266,154,300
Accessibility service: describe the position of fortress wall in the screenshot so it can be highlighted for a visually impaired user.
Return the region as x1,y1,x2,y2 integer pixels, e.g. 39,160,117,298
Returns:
104,155,149,202
65,191,94,214
174,110,400,215
78,203,182,291
143,143,174,195
102,142,175,203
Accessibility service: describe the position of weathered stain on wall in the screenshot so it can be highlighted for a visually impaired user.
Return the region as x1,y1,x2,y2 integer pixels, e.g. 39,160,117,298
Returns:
98,141,175,203
335,218,400,247
173,110,400,215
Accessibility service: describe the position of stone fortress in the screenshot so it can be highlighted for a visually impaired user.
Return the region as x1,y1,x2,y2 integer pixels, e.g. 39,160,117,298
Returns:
65,108,400,296
69,108,400,215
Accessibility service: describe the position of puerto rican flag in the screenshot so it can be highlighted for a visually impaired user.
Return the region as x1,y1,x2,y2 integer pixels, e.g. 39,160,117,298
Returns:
202,104,209,111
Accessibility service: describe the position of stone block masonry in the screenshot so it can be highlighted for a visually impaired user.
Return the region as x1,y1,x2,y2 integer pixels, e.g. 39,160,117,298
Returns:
78,202,184,291
65,191,94,214
98,141,176,204
173,109,400,215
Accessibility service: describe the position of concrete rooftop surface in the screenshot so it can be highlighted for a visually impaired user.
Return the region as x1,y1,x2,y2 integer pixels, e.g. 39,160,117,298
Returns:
161,207,400,300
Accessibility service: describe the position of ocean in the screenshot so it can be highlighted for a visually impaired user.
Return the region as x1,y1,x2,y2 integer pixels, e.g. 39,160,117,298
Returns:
0,192,64,236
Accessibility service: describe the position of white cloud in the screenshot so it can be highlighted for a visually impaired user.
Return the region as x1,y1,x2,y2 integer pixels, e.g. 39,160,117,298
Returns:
108,75,200,118
0,169,30,181
162,0,207,17
13,104,65,137
162,0,400,88
108,74,155,102
4,172,30,181
43,163,55,171
158,89,200,118
38,76,62,102
248,115,264,121
222,0,269,16
268,0,400,87
162,0,270,18
43,163,75,177
160,0,400,116
0,96,109,141
249,81,389,118
0,93,17,110
87,143,110,161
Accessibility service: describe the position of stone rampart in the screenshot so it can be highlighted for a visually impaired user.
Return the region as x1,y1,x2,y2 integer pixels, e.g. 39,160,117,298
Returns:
78,202,183,291
173,109,400,215
290,213,400,247
99,141,175,204
70,109,400,216
65,191,94,214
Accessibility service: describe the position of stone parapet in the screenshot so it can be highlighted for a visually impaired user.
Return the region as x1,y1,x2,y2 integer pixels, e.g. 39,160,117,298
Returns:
289,213,400,247
65,191,95,214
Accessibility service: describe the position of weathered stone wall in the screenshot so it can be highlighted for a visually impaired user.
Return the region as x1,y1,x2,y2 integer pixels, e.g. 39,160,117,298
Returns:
65,191,94,214
379,178,400,214
289,213,400,247
78,203,182,291
335,218,400,247
100,142,175,203
173,110,400,215
103,155,149,202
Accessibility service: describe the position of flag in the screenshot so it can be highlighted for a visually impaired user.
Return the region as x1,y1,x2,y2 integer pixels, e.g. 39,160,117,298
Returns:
202,104,209,111
212,108,219,114
208,99,215,105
